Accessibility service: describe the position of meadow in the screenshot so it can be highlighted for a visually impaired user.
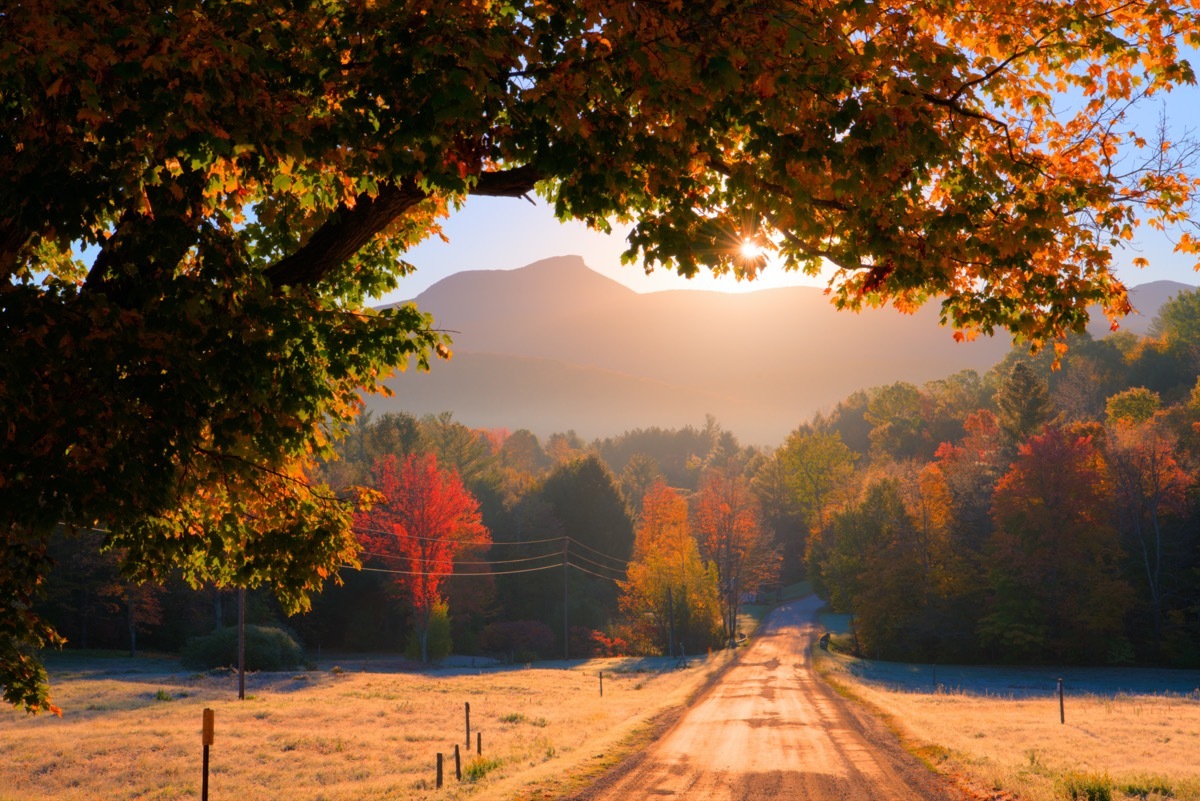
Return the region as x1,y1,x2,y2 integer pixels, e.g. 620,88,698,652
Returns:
817,613,1200,801
0,650,729,801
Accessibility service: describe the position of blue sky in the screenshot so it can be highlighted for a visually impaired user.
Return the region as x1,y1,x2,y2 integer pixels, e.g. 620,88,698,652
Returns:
380,82,1200,306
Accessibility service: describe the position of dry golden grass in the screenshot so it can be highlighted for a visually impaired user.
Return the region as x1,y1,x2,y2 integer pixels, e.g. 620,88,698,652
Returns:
818,650,1200,801
0,652,729,801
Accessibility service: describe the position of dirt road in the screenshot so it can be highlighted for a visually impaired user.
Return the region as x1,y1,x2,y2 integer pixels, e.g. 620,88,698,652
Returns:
574,596,962,800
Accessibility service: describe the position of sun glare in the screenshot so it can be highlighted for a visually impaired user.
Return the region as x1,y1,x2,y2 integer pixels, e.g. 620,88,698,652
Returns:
740,239,764,260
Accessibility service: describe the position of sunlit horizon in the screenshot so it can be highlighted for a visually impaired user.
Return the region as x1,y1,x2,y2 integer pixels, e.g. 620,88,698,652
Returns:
378,195,1199,307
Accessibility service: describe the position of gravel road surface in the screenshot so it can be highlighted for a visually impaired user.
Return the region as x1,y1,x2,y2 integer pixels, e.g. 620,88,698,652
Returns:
573,596,964,800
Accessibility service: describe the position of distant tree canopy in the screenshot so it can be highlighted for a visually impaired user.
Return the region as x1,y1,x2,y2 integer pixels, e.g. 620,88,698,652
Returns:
5,0,1200,712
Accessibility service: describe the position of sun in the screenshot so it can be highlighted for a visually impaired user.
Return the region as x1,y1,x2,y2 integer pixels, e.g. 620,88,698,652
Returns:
739,239,764,260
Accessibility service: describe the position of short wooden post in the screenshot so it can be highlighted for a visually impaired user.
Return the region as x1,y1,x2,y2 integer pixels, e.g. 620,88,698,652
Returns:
1058,678,1065,724
436,753,443,788
454,744,462,780
465,701,471,748
599,671,603,697
476,731,481,755
201,708,214,801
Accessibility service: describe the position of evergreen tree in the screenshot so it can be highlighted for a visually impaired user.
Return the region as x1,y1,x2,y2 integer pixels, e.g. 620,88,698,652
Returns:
994,361,1056,453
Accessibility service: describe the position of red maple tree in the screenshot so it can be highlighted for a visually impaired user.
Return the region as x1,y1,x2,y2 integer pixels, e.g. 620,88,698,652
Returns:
694,471,778,645
354,454,489,661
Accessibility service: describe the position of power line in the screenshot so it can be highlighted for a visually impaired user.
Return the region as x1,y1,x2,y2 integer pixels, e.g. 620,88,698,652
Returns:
356,525,633,568
346,562,562,577
355,523,565,546
358,549,560,566
566,549,628,578
565,536,630,567
566,560,624,583
66,523,629,577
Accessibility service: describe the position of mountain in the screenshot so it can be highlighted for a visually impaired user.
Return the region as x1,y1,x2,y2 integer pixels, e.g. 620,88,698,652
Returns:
1085,280,1195,338
368,256,1192,445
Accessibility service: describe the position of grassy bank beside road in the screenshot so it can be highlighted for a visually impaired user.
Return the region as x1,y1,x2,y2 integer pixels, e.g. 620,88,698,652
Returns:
0,650,731,801
815,624,1200,801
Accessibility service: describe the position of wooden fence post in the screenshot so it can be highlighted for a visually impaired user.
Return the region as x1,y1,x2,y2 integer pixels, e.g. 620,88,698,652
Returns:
455,744,462,780
465,701,471,748
1058,678,1065,724
436,753,443,788
201,708,214,801
476,731,481,755
599,671,603,697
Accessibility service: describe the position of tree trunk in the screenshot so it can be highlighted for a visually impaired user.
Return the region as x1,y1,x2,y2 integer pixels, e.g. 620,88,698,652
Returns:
128,595,138,658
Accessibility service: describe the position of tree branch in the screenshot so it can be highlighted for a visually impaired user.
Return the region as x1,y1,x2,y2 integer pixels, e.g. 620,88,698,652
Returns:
265,165,541,289
264,180,428,288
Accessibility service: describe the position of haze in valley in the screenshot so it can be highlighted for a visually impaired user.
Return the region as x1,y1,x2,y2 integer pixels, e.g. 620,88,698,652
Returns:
369,255,1191,445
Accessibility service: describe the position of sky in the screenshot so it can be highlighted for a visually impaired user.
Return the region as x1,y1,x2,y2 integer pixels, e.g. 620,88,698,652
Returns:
379,82,1200,307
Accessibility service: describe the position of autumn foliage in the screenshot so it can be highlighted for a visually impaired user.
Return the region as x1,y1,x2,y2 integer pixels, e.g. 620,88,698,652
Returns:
354,454,489,662
694,472,779,644
619,482,722,655
984,428,1129,662
7,0,1200,710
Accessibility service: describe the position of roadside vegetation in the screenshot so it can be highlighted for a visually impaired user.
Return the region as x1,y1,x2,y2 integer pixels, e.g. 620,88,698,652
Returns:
816,618,1200,801
0,650,730,801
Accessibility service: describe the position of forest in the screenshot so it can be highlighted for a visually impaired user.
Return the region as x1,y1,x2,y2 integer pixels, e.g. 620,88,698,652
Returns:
39,288,1200,669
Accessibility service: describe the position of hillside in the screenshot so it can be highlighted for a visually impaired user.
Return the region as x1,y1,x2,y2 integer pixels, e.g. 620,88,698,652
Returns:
369,256,1193,445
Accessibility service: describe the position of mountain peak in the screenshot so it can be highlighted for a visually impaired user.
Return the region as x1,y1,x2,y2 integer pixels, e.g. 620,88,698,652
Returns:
415,254,630,305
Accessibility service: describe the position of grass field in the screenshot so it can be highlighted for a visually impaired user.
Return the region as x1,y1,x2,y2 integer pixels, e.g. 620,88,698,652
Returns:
0,650,732,801
815,619,1200,801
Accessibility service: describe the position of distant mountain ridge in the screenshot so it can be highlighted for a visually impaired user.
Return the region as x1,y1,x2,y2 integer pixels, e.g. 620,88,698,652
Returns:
369,256,1194,445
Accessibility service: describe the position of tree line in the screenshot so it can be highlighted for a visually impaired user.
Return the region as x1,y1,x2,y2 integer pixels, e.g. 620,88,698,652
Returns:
37,289,1200,668
803,291,1200,666
38,411,780,663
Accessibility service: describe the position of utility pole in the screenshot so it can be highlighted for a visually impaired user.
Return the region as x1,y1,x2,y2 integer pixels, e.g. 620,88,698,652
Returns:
237,587,246,700
562,538,569,660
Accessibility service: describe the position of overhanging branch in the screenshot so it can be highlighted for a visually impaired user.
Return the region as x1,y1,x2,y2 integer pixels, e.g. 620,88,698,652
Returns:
266,165,542,289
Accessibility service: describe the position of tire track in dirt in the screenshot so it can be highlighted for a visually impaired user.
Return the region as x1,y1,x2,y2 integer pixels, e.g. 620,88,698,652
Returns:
571,596,965,801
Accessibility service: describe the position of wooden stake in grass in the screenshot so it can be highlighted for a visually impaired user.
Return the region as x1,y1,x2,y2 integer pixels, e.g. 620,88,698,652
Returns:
1058,678,1065,724
476,731,481,755
455,744,461,780
436,752,443,789
201,708,214,801
465,701,471,748
599,671,603,697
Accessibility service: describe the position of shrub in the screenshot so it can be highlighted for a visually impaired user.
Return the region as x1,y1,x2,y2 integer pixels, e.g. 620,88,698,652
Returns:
180,625,304,671
1057,771,1114,801
569,626,629,658
1119,776,1174,799
462,755,503,783
479,620,555,661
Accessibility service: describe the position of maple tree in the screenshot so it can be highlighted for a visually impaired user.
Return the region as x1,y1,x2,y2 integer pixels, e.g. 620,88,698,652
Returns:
779,427,858,535
985,427,1130,662
5,0,1200,711
1105,418,1192,657
932,410,1007,548
818,464,979,660
354,454,489,662
1105,386,1162,425
823,478,926,658
694,471,778,643
619,482,721,654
